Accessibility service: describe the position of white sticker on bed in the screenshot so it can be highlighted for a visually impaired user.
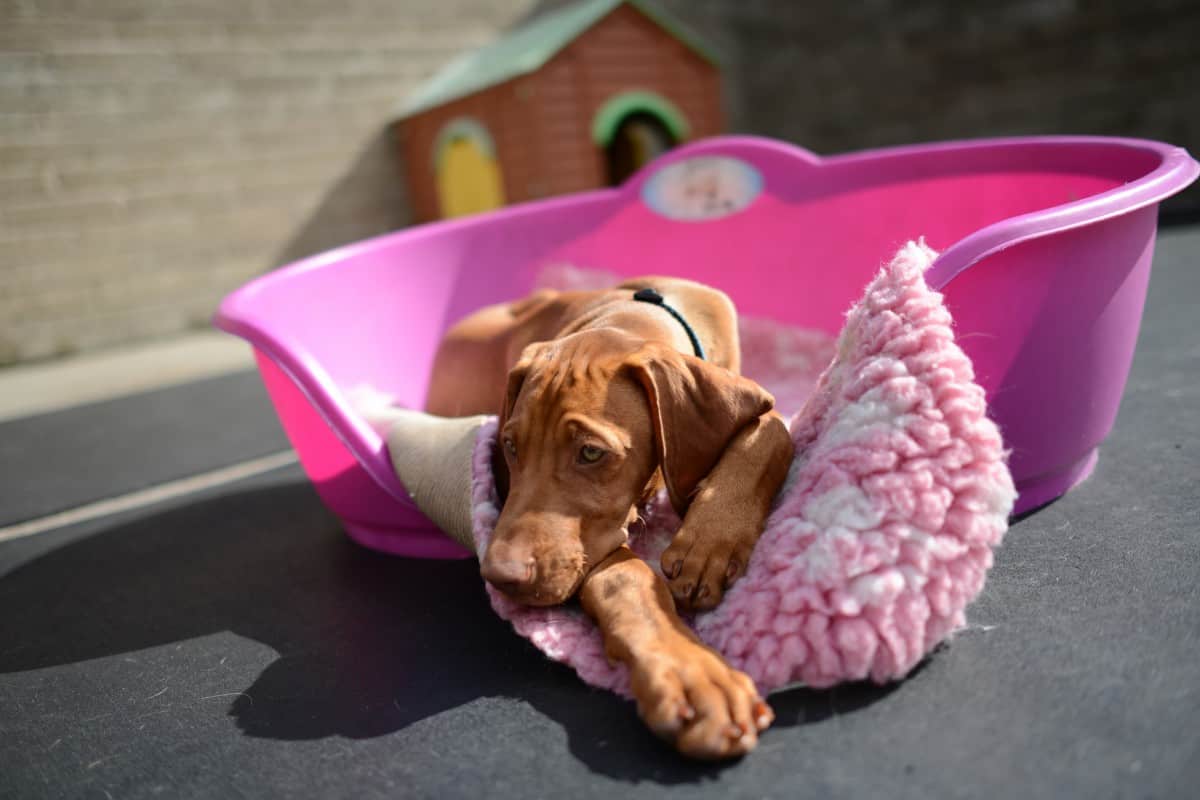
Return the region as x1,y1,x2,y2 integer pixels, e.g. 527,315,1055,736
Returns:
641,156,764,221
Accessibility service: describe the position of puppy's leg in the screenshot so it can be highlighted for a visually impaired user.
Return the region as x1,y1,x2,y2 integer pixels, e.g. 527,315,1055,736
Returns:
579,547,773,760
662,411,793,611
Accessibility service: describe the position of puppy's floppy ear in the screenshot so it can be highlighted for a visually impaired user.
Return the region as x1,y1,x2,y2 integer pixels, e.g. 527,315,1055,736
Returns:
494,342,544,503
628,342,775,515
498,357,531,433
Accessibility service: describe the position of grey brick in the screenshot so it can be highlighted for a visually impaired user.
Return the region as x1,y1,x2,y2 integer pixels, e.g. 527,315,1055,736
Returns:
2,0,1197,365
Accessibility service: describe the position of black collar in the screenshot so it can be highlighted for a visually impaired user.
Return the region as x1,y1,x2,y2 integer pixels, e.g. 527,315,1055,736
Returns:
631,288,706,361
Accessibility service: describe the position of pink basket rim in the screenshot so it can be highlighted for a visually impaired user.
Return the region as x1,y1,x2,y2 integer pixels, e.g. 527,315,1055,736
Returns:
213,134,1198,503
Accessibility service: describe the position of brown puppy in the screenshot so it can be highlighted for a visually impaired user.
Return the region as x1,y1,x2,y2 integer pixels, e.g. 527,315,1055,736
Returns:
426,276,794,759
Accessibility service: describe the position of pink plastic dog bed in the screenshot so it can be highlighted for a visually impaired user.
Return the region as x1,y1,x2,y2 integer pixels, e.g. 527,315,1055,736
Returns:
214,134,1198,564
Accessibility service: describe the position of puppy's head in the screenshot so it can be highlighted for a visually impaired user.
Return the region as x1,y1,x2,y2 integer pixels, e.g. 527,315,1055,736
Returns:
480,329,773,606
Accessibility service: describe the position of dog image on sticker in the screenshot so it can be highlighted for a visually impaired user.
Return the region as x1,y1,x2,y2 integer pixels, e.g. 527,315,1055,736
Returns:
641,155,764,221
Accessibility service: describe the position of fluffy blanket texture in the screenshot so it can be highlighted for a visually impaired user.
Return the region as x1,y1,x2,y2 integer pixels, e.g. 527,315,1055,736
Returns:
471,240,1015,695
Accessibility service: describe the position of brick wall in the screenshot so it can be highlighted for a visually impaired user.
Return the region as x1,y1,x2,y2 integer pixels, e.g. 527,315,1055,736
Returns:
0,0,537,365
662,0,1199,158
2,0,1198,365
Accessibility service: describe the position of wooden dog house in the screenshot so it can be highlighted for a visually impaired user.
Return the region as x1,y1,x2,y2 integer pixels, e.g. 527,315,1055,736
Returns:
395,0,724,221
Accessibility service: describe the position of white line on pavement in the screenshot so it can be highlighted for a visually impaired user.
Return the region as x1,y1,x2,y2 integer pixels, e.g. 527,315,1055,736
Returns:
0,450,299,544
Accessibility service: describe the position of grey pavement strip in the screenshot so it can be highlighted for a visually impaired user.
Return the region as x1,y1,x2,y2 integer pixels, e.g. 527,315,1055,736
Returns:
0,332,254,423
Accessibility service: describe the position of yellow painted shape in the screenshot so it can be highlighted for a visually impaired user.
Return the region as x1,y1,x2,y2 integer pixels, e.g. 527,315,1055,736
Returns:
437,137,506,218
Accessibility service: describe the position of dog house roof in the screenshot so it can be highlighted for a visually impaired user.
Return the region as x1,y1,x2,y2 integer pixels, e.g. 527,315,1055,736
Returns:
395,0,721,120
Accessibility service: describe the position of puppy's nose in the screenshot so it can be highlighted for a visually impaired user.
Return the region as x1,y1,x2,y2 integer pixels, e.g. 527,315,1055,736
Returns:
480,556,535,595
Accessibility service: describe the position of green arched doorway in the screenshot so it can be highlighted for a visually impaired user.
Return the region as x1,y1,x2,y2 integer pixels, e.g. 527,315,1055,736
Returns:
592,91,690,186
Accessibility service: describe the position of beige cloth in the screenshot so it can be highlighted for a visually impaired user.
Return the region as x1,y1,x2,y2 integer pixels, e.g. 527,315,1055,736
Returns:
385,410,486,554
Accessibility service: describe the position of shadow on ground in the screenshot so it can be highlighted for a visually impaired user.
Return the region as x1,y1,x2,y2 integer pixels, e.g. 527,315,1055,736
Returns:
0,481,900,784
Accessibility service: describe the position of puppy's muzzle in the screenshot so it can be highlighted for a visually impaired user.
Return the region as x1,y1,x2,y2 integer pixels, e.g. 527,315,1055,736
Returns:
480,552,536,596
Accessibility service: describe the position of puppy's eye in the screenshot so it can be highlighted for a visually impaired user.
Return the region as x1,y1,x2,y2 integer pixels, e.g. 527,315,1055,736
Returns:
503,438,517,461
578,445,606,464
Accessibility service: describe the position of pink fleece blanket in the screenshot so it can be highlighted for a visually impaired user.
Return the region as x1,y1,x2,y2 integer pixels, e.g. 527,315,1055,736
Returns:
472,241,1015,694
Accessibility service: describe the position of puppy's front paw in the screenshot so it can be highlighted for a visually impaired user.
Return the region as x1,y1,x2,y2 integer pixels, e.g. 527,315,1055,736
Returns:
660,522,755,612
631,634,773,760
